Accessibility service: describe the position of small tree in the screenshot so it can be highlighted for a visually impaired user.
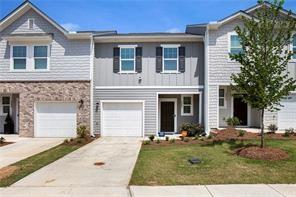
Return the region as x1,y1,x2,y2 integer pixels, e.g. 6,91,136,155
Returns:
230,0,296,148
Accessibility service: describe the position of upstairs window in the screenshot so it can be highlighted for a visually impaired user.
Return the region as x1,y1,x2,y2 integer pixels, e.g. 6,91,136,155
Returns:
163,47,178,72
181,95,193,116
120,47,135,72
219,88,226,108
229,34,243,55
12,46,27,70
28,18,34,29
292,34,296,59
34,46,48,69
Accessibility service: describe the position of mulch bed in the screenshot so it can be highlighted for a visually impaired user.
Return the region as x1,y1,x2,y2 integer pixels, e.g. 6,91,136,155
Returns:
235,145,289,161
212,128,296,141
0,142,14,147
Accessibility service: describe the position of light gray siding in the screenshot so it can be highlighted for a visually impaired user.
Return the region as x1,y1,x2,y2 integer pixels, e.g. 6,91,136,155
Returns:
94,42,204,86
0,9,90,81
93,88,203,136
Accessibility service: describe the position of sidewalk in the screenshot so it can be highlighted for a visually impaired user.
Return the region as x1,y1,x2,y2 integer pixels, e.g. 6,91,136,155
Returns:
129,184,296,197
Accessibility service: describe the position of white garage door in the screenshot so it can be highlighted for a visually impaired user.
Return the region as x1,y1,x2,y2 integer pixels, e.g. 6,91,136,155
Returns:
101,102,143,137
278,94,296,130
35,102,77,137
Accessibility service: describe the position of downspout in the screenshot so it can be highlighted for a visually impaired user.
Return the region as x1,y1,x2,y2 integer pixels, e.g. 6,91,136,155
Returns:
89,35,94,136
204,26,210,135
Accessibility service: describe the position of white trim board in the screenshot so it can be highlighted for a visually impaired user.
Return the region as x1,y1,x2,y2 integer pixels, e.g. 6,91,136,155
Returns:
95,86,204,89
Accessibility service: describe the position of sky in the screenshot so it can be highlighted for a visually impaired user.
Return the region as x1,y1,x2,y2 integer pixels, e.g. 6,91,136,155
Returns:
0,0,295,33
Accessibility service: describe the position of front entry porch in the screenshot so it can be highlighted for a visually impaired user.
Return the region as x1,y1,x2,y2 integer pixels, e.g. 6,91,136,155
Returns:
157,93,202,134
218,86,261,128
0,94,19,135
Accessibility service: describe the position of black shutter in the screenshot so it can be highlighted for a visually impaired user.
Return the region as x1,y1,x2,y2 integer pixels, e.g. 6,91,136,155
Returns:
156,47,163,73
136,47,142,73
179,46,185,73
113,47,120,73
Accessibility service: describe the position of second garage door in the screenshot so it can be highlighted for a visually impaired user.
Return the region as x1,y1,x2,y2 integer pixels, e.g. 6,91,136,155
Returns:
101,102,143,137
35,102,77,137
278,94,296,130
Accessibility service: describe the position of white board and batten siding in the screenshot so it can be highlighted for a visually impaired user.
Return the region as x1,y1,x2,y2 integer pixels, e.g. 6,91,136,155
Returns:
100,101,144,137
34,102,77,137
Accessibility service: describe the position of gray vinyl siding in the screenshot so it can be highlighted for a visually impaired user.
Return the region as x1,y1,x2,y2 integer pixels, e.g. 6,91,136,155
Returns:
93,88,203,136
94,42,204,86
0,9,90,81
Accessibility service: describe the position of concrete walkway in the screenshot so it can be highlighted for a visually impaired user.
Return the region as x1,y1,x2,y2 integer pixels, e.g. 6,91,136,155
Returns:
130,184,296,197
0,135,64,168
0,137,142,196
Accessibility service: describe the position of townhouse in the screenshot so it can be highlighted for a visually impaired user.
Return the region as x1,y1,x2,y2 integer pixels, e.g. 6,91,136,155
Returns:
0,1,295,137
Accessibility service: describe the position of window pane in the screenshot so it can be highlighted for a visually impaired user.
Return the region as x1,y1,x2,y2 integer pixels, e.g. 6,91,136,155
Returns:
183,106,191,114
183,97,191,104
34,46,47,57
13,46,26,57
2,97,10,105
219,89,225,97
219,98,224,107
164,48,177,58
293,34,296,46
164,60,177,71
3,106,10,114
230,48,243,55
121,48,134,59
14,59,26,69
121,60,134,71
231,35,241,48
35,59,47,69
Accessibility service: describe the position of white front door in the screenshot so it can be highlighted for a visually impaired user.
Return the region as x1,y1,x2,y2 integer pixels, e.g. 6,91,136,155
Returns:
278,94,296,130
35,102,77,137
101,101,143,137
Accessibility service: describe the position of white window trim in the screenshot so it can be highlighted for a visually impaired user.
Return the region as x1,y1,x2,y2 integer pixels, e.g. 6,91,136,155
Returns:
10,44,50,72
119,45,136,74
219,88,227,109
181,95,194,116
0,95,11,116
228,32,242,55
161,44,180,73
28,18,34,29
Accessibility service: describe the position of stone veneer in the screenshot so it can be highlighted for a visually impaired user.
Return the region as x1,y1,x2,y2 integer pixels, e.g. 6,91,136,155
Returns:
0,81,90,137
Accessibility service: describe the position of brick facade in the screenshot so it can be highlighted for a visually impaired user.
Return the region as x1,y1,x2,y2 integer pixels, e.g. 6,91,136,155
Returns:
0,81,90,137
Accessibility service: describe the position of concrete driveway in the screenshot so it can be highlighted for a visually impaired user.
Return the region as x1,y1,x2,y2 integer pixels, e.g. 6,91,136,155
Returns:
0,135,64,168
1,137,142,196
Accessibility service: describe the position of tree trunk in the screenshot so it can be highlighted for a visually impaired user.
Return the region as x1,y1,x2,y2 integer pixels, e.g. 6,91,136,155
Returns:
260,109,265,148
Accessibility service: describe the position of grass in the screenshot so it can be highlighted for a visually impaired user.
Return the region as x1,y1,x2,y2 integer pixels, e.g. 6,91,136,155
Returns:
130,139,296,185
0,139,90,187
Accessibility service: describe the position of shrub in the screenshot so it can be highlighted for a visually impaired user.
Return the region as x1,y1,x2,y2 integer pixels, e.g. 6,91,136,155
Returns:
268,124,278,133
180,122,204,137
184,137,189,142
149,135,155,142
180,136,184,141
165,136,169,141
207,134,213,139
70,138,74,142
156,138,161,144
77,125,89,138
0,137,5,144
223,117,240,128
238,130,246,137
63,139,69,144
143,140,151,145
283,128,294,137
169,138,175,143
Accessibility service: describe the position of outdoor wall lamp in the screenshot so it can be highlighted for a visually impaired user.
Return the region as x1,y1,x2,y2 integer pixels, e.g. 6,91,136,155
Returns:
78,99,84,109
96,102,99,112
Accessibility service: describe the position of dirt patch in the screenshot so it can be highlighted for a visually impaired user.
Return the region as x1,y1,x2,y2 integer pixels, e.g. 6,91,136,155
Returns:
94,162,105,166
235,146,289,161
0,166,19,180
0,142,14,147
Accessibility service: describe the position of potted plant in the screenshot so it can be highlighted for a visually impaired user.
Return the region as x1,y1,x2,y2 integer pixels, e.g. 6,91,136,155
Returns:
180,122,204,137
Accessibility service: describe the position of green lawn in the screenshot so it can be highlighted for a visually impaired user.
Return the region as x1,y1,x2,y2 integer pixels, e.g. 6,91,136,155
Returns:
0,140,90,187
130,140,296,185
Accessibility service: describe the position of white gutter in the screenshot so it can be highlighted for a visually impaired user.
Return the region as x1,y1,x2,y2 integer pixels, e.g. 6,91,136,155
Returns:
89,35,94,136
204,26,210,135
